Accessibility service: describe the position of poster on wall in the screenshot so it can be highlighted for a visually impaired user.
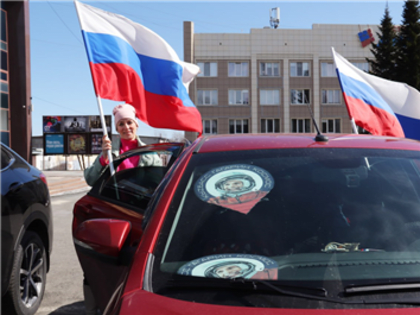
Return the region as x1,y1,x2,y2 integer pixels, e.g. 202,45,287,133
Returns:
89,115,112,132
90,133,103,154
45,134,64,154
63,116,88,132
68,134,87,154
43,116,62,133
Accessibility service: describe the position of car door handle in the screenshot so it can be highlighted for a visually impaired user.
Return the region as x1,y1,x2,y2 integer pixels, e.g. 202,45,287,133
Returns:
9,182,24,193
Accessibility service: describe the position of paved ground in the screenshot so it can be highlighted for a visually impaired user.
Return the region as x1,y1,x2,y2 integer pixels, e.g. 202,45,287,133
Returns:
44,170,91,197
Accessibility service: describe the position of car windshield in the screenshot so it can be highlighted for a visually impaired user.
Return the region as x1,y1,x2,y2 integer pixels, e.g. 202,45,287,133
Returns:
152,148,420,307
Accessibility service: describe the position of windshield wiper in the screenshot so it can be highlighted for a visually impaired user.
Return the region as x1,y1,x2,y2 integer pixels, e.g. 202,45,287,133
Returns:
257,278,420,305
345,282,420,294
341,282,420,305
166,276,420,305
232,277,328,298
166,275,342,303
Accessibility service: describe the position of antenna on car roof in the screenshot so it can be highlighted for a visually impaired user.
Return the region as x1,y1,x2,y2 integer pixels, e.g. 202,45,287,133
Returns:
304,95,328,142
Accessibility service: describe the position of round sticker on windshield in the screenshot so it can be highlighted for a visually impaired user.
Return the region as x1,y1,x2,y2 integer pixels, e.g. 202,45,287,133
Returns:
177,254,278,280
194,164,274,214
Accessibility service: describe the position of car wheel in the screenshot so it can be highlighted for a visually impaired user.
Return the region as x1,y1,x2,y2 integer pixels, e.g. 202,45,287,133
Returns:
5,231,47,315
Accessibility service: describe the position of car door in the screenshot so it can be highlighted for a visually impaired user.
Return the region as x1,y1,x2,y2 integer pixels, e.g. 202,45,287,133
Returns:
72,142,185,312
1,144,36,294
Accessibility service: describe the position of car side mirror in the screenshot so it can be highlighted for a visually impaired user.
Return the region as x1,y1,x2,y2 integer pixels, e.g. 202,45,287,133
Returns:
74,219,131,257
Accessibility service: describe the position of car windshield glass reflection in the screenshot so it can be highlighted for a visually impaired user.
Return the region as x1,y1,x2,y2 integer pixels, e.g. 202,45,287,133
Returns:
100,150,173,209
156,148,420,292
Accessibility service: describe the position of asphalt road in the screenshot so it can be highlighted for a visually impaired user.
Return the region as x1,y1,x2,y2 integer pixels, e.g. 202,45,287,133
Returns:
35,192,86,315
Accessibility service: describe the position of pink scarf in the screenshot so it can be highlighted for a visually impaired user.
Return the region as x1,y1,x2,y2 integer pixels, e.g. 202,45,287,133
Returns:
99,138,140,170
118,138,140,171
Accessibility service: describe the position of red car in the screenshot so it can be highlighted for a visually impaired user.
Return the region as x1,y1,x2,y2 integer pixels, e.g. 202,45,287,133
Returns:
73,134,420,314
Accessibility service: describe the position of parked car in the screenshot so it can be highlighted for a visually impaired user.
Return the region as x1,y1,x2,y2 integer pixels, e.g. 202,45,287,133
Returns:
73,134,420,314
1,142,53,315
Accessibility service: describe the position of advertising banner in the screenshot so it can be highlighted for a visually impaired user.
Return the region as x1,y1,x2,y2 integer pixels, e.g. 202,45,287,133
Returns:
43,115,111,155
90,133,103,154
63,116,88,133
43,116,62,133
68,134,87,154
89,116,111,132
45,134,64,154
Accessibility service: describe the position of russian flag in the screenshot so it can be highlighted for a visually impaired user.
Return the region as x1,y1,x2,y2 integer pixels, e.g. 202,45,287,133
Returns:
74,1,202,134
332,48,420,140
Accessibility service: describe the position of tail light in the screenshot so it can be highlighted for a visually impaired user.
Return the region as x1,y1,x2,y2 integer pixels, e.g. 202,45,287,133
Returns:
40,172,48,185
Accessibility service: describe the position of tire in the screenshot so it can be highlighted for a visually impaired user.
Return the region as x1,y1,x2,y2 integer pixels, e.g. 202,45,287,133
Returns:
3,231,47,315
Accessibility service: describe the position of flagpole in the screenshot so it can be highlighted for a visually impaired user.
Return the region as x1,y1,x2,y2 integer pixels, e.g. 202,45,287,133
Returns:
74,0,114,175
350,118,359,134
96,96,115,175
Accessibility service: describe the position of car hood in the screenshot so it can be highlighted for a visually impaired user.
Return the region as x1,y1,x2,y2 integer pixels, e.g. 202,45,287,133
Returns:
120,290,420,315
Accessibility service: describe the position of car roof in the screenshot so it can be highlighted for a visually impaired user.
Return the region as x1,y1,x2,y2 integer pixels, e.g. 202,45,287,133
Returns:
194,133,420,153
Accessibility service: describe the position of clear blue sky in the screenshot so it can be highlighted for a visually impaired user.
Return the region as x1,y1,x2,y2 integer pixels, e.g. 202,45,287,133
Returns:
29,0,406,138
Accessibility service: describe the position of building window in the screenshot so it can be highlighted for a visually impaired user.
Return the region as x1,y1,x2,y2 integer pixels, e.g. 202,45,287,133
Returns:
229,89,249,105
203,119,217,134
197,90,218,105
197,62,217,77
1,92,8,109
1,108,8,130
229,119,249,134
322,89,341,104
321,62,335,77
0,10,7,42
322,118,341,133
291,89,310,105
352,62,369,72
290,62,310,77
261,119,280,133
291,118,311,133
228,62,248,77
1,131,9,145
1,51,7,71
260,90,280,105
260,62,280,77
0,81,8,92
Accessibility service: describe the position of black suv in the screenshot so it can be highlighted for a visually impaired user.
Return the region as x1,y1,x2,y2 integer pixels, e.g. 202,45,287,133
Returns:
1,143,53,315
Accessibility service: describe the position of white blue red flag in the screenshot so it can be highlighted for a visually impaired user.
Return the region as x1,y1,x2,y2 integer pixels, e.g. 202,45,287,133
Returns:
332,48,420,140
74,1,202,134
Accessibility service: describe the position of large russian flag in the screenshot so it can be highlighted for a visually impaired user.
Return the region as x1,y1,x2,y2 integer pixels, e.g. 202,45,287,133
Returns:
332,48,420,140
74,1,202,134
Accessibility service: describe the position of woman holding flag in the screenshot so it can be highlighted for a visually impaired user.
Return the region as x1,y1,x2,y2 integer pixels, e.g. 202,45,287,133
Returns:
82,103,161,314
83,103,162,186
74,1,202,312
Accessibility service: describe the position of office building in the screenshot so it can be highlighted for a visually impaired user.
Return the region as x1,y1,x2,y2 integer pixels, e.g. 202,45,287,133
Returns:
184,21,378,140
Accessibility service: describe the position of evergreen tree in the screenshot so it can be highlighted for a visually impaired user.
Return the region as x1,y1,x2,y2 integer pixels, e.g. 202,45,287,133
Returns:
367,5,397,80
395,0,420,90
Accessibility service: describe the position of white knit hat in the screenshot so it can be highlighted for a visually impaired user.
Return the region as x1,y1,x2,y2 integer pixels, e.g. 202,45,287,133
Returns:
112,104,139,128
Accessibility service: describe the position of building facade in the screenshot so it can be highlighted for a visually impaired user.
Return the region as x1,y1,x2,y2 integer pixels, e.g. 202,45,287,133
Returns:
184,22,378,140
1,1,32,162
